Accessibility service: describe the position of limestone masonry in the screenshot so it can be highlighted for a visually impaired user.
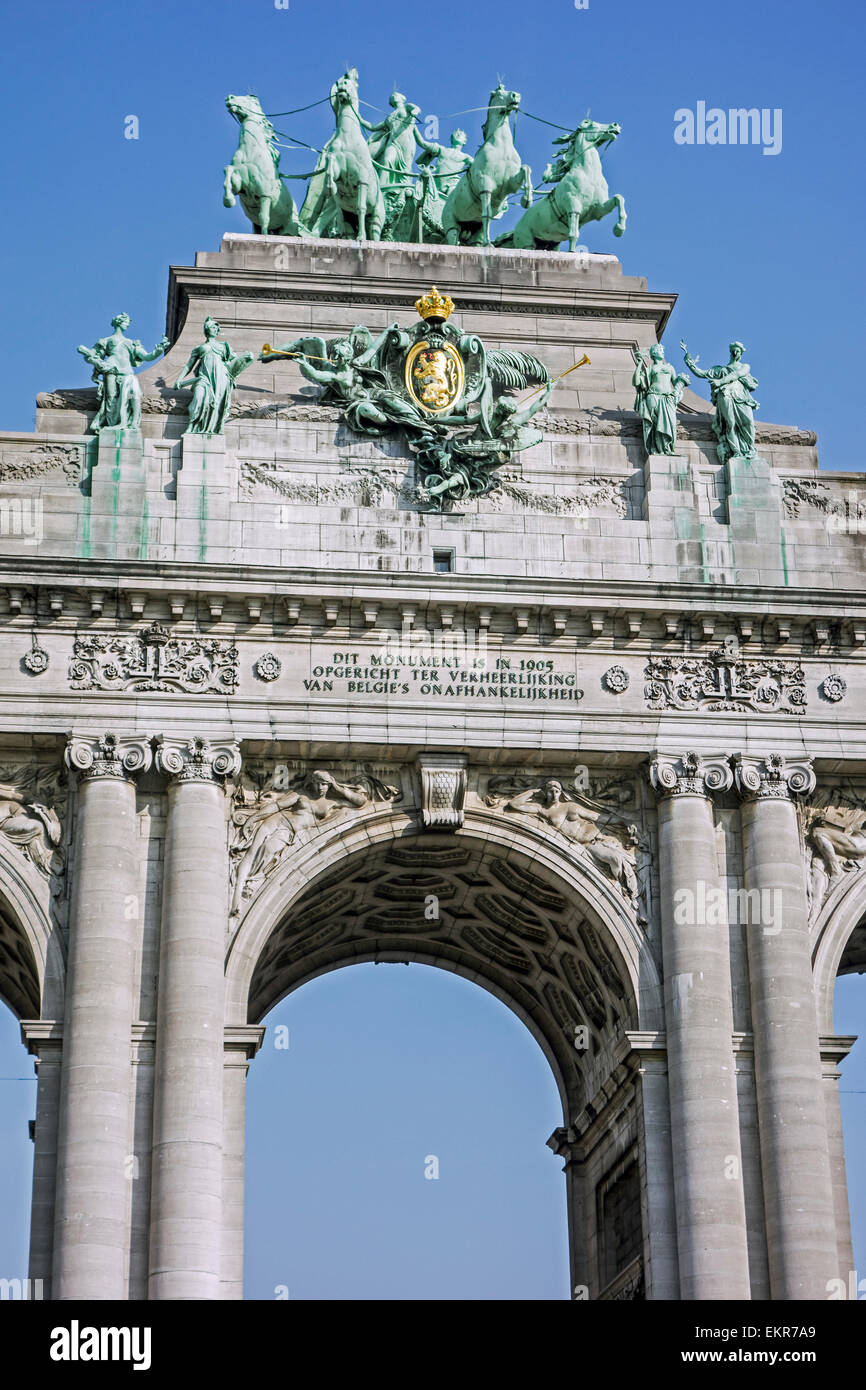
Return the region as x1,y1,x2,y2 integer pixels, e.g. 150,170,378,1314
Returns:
0,235,862,1301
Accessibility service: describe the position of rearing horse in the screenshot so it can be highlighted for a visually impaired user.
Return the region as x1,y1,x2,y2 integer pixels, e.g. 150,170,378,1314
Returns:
300,69,385,242
496,118,626,252
223,94,307,237
441,84,532,246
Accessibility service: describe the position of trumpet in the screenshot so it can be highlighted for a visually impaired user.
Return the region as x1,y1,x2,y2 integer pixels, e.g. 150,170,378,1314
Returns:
522,353,590,403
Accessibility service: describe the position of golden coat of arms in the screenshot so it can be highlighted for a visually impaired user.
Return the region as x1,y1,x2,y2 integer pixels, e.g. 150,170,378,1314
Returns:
404,340,465,414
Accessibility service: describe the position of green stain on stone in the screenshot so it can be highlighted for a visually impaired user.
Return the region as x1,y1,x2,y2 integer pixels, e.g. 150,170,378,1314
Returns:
199,450,208,562
699,520,710,584
110,429,122,553
81,495,92,559
139,498,150,560
781,528,789,586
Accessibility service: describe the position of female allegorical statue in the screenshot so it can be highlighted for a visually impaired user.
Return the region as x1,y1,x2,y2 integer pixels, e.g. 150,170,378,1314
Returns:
174,317,253,434
680,338,759,462
630,344,689,456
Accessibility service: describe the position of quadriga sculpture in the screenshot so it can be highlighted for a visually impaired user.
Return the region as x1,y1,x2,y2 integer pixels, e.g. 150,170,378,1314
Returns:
223,93,308,237
300,68,385,241
497,117,626,251
439,83,533,246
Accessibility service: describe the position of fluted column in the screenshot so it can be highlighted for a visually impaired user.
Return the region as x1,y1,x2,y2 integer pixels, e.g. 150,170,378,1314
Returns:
733,753,838,1299
649,752,751,1300
148,736,240,1301
53,732,152,1300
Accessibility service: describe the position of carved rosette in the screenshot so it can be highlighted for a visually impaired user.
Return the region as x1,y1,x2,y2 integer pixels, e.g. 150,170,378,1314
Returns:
733,753,815,801
155,736,242,785
65,732,153,782
417,754,468,830
602,665,630,694
648,751,733,799
820,675,847,704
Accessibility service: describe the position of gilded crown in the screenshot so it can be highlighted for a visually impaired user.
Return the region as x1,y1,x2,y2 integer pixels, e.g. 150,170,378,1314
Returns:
414,286,454,322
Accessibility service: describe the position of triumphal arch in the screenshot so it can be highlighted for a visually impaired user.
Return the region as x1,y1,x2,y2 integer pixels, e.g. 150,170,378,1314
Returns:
0,76,863,1302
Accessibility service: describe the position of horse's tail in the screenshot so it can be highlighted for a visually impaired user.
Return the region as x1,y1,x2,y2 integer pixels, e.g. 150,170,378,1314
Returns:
493,229,514,248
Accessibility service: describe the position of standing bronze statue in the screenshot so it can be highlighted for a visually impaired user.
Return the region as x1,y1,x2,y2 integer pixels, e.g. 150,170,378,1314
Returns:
681,338,759,462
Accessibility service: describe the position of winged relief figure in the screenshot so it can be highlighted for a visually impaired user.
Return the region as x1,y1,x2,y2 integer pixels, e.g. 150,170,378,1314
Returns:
259,310,571,509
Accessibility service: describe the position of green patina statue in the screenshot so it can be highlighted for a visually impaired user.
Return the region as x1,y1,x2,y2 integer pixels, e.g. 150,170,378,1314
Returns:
259,287,578,508
497,117,626,251
221,77,622,254
680,339,759,461
173,318,254,435
224,94,308,237
631,345,689,457
300,69,385,241
414,129,474,241
441,83,533,246
77,314,170,432
362,91,439,239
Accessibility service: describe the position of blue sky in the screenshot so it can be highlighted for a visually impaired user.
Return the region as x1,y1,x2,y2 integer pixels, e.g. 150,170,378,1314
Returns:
0,0,864,1299
1,0,865,465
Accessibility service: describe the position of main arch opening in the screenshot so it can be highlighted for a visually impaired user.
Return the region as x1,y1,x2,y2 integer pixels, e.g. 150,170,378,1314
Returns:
832,920,866,1280
245,962,569,1299
231,827,650,1300
0,893,41,1292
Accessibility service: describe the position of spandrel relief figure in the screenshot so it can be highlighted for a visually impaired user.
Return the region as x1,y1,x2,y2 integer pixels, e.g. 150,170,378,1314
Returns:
486,775,639,902
0,787,62,877
230,768,400,916
631,344,689,457
77,313,170,432
173,317,254,434
680,338,759,462
804,797,866,913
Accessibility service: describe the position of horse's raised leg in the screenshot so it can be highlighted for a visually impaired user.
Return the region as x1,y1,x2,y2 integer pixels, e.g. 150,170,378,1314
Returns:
224,165,238,209
612,193,626,237
521,164,533,210
480,190,492,245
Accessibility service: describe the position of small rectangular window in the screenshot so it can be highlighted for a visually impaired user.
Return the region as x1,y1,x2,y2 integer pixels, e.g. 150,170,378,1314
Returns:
433,550,454,574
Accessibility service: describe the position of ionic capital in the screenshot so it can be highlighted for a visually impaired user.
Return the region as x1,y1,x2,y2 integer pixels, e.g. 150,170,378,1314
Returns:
648,751,733,799
65,732,152,782
732,752,815,801
155,736,241,785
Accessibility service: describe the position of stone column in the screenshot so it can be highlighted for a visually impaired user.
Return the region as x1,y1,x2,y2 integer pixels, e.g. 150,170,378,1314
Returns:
148,736,240,1301
222,1025,265,1299
21,1021,63,1299
618,1032,680,1301
649,753,751,1300
53,732,152,1301
820,1035,855,1282
546,1126,590,1300
733,753,838,1299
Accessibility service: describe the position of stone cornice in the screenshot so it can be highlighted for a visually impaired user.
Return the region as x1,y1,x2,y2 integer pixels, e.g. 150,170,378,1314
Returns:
1,557,864,623
733,752,816,800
